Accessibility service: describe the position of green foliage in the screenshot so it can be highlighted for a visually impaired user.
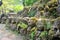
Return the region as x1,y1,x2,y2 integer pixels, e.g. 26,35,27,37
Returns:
23,0,37,6
0,0,24,13
28,10,37,17
30,31,35,40
39,31,48,38
17,22,28,29
13,5,24,12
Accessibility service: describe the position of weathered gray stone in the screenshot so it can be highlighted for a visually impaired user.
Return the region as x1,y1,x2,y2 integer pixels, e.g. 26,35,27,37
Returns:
9,24,17,31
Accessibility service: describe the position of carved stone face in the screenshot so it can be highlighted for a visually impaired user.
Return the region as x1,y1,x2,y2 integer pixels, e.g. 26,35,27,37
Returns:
36,20,44,30
28,19,34,25
36,20,44,28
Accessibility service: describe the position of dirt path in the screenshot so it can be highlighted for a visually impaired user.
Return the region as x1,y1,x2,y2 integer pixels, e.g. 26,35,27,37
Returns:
0,24,23,40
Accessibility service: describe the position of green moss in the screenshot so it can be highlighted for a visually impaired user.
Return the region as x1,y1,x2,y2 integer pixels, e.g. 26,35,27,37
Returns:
17,22,28,29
